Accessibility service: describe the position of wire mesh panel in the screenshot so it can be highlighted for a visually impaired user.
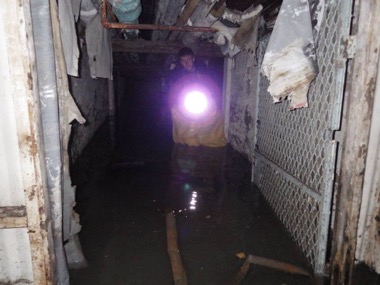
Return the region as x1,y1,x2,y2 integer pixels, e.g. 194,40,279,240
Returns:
254,0,352,274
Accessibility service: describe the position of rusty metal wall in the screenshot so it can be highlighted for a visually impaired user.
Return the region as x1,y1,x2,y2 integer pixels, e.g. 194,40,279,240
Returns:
253,0,352,274
0,16,34,279
0,1,54,283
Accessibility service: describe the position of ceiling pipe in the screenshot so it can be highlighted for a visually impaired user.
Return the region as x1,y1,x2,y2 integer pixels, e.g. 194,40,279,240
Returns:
101,0,217,32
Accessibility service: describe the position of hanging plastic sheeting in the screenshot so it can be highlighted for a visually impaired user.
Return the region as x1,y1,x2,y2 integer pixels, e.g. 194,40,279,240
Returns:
58,0,80,76
53,1,87,269
81,0,113,79
262,0,318,110
109,0,142,37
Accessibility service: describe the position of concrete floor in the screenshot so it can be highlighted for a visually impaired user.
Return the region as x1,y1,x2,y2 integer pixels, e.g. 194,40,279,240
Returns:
69,76,322,284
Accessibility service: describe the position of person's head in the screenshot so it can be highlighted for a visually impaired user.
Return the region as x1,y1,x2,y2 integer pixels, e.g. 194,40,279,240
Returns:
178,47,195,72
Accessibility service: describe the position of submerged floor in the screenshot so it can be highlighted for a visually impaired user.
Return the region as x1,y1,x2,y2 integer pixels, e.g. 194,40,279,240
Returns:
69,142,315,284
69,77,319,284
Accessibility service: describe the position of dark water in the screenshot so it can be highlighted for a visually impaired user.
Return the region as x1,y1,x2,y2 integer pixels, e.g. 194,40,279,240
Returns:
70,76,319,285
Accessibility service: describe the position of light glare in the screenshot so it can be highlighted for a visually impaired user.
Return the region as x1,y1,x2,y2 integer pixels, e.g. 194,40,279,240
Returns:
184,91,208,114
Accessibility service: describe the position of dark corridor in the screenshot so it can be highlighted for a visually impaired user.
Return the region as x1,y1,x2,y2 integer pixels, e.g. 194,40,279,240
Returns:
69,70,316,285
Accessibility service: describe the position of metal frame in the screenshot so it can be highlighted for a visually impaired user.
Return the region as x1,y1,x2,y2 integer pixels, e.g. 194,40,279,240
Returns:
255,152,322,203
0,1,55,283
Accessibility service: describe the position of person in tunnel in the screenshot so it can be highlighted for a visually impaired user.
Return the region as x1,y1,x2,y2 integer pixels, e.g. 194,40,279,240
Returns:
168,47,208,83
167,47,227,147
165,48,228,212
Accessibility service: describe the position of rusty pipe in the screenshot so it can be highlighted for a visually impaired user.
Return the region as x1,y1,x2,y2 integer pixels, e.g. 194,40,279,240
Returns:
101,0,217,32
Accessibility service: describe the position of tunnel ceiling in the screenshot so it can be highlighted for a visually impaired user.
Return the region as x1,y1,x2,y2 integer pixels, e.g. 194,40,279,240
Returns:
107,0,282,71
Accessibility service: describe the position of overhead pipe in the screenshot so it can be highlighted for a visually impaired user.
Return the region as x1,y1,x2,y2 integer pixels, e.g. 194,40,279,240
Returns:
101,0,217,32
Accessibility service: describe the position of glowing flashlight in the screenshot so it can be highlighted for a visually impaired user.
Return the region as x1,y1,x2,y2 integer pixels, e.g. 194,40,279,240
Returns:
183,91,208,115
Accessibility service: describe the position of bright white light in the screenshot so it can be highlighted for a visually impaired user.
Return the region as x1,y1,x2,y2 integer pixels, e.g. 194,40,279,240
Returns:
184,91,208,114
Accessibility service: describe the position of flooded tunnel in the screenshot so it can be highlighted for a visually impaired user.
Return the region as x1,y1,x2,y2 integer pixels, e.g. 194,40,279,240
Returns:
68,53,315,285
2,1,380,284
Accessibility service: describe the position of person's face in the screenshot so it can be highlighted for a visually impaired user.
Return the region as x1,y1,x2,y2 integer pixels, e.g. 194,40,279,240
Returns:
179,55,195,72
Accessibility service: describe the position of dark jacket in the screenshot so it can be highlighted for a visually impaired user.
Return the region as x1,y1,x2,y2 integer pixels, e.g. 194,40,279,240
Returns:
168,59,208,89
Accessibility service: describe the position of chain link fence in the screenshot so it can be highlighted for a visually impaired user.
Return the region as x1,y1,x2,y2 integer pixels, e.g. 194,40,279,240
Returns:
253,0,352,274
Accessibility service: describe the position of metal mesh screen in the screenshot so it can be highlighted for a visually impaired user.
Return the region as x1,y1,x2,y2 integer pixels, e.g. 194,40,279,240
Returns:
254,0,351,273
258,159,320,263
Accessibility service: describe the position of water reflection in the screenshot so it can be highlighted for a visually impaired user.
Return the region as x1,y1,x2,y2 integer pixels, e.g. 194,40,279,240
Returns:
189,191,198,210
166,143,226,214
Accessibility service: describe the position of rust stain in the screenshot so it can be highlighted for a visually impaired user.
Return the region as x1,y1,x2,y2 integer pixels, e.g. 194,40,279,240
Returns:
22,134,37,158
358,144,367,159
275,72,316,97
26,102,41,183
39,206,44,216
27,104,38,158
364,77,376,120
28,185,36,201
27,72,33,90
0,206,26,218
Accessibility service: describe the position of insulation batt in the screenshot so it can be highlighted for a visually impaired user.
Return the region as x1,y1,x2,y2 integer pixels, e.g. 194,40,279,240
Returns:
262,0,317,110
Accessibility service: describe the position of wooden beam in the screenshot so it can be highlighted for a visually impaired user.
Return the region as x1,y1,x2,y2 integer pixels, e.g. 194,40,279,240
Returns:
112,39,223,57
166,212,188,285
331,0,380,284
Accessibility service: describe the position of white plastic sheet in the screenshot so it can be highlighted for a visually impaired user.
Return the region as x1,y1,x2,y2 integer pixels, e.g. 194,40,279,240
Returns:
59,0,80,76
81,0,113,79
